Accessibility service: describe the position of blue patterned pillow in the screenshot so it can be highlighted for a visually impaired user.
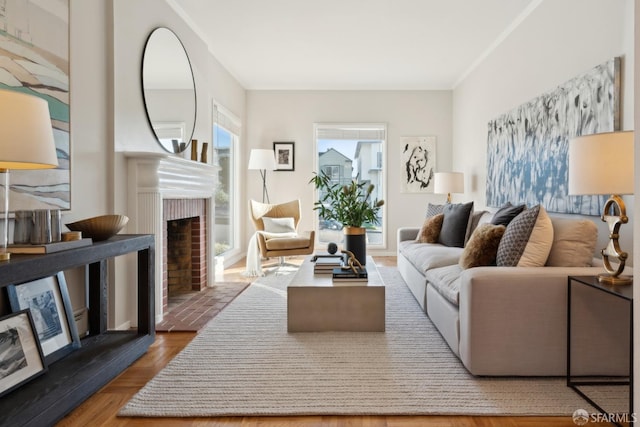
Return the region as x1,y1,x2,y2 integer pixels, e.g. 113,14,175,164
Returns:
496,205,553,267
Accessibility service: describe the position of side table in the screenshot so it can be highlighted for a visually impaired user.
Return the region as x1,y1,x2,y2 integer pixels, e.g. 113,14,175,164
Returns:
567,275,633,426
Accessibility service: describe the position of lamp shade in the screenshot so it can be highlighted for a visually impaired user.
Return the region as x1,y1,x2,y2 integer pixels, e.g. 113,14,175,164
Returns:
568,131,634,195
248,148,276,171
434,172,464,194
0,90,58,169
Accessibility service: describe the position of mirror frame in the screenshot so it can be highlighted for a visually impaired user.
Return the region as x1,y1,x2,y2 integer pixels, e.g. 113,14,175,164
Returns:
141,27,197,154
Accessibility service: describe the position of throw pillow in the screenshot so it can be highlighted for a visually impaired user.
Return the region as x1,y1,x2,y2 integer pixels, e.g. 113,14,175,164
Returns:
262,217,296,234
416,213,444,243
438,201,474,248
491,202,527,227
459,223,506,269
426,203,445,218
546,217,598,267
496,205,554,267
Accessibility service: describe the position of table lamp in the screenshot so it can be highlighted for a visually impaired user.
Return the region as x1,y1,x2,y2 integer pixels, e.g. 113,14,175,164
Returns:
248,148,276,203
434,172,464,203
0,90,58,261
568,130,634,285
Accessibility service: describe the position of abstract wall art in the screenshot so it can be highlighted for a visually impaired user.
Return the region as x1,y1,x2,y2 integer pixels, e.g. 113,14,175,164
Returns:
486,57,620,216
1,1,70,211
401,136,436,193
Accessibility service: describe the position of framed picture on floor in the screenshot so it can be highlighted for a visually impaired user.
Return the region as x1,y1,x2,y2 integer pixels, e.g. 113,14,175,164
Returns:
7,272,80,365
273,142,295,171
0,310,47,398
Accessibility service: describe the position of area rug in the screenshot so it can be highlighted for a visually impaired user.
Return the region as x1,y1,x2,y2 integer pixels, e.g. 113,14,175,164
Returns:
120,267,626,417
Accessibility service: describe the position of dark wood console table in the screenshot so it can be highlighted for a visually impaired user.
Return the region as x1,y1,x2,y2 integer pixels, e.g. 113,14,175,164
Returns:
0,234,155,427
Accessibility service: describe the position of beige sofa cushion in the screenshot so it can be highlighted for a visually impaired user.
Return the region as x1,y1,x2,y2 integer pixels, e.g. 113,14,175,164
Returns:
546,217,598,267
398,241,463,274
425,264,463,306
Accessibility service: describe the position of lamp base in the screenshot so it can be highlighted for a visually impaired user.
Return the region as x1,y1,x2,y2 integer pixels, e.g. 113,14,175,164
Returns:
598,273,632,286
0,251,10,261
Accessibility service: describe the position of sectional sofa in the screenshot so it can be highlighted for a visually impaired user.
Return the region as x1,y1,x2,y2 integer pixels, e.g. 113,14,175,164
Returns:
397,202,631,376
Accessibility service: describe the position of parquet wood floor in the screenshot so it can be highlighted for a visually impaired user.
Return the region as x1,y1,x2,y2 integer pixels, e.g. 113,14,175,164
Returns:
56,256,588,426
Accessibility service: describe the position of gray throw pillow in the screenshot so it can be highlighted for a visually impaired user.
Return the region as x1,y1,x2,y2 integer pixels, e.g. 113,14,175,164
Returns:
426,203,445,218
438,201,474,248
491,202,526,226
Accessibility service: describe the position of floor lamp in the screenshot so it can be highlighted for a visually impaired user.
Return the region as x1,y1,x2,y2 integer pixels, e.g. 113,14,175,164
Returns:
568,130,634,285
248,149,276,203
0,90,58,261
434,172,464,203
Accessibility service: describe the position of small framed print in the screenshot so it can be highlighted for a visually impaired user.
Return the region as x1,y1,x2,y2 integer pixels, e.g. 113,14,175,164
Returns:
273,142,295,171
7,272,80,365
0,310,47,398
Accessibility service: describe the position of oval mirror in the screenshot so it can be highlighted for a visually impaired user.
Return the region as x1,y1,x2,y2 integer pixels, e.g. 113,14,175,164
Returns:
141,27,197,153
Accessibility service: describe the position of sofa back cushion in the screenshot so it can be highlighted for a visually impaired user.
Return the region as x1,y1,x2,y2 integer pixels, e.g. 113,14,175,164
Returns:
438,201,474,248
546,217,598,267
496,205,554,267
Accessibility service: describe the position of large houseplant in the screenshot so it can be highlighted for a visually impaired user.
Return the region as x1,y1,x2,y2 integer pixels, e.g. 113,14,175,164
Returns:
310,171,384,264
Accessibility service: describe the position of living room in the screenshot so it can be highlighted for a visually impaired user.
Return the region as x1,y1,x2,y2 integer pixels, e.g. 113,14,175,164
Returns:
0,0,638,425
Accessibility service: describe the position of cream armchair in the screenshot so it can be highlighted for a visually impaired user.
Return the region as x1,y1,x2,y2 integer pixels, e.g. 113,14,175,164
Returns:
249,199,315,268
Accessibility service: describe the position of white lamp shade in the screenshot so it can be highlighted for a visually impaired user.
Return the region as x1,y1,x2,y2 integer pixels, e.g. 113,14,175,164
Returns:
248,148,276,171
434,172,464,194
0,90,58,169
568,131,634,195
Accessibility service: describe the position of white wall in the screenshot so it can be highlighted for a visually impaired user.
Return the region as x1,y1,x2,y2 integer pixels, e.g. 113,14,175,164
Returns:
68,0,246,328
246,90,452,255
452,0,634,257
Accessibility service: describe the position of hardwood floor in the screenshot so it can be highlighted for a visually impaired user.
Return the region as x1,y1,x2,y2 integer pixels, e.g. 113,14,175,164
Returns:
57,256,582,426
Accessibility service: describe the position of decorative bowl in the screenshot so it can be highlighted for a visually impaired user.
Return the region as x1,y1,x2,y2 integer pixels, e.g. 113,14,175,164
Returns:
66,214,129,241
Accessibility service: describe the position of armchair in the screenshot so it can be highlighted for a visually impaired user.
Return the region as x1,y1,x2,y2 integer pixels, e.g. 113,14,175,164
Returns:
248,199,315,271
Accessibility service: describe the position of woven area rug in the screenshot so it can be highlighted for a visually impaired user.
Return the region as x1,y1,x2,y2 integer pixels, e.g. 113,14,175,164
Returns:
120,267,626,417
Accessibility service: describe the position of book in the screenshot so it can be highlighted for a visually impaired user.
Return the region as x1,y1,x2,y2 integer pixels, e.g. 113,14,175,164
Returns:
8,238,93,254
332,267,368,280
313,255,344,273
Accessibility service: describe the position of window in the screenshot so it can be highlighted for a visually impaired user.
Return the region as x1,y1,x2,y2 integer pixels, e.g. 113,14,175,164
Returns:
314,123,386,248
213,103,241,261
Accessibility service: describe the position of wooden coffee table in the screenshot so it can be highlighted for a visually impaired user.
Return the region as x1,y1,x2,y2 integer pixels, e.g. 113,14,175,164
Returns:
287,256,385,332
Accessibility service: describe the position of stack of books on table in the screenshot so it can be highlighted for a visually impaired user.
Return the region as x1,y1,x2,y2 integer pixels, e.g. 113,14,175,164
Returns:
332,266,368,283
313,255,344,274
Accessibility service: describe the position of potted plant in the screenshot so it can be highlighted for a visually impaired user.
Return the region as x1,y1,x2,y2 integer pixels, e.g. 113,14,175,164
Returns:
309,171,384,265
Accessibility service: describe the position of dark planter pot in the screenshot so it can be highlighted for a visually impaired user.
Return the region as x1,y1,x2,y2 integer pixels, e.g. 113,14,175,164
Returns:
344,226,366,265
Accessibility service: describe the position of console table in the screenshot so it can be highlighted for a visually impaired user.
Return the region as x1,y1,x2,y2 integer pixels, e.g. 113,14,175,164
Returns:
0,234,155,427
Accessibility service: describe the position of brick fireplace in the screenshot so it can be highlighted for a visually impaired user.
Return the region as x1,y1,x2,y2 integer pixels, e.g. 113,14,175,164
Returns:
164,199,207,310
126,152,218,322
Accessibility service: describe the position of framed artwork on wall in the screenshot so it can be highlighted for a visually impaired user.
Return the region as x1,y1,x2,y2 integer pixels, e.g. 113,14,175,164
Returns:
400,136,436,193
7,272,80,365
0,310,47,398
274,142,295,171
2,1,70,211
486,57,620,215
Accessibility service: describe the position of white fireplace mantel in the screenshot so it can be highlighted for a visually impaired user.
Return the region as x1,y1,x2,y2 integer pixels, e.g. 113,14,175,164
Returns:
126,152,219,322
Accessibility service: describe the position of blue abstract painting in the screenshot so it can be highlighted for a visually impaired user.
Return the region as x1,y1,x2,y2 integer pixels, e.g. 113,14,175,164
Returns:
486,57,619,216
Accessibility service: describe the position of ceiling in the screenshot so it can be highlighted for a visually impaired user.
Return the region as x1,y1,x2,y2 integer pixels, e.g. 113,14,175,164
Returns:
171,0,540,90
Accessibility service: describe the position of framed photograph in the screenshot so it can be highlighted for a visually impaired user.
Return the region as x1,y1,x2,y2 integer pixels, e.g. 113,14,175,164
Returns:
7,272,80,365
273,142,295,171
401,136,437,193
0,310,47,398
